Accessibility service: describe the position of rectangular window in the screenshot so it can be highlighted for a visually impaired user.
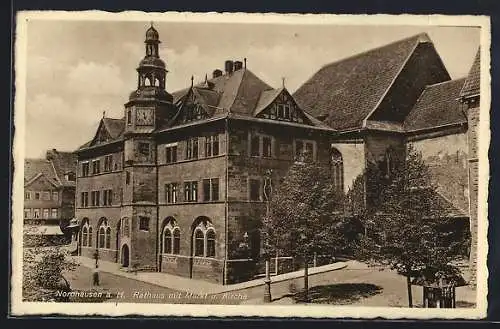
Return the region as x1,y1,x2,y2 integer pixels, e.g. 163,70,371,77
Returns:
284,104,291,119
43,191,50,201
295,140,304,159
91,191,100,207
81,192,89,207
203,178,219,201
52,191,58,201
295,140,315,161
262,136,272,158
33,208,40,219
250,135,260,157
186,138,199,160
103,189,113,206
139,142,150,157
211,178,219,201
25,191,31,200
24,208,31,218
126,171,131,185
51,208,58,218
249,179,261,201
165,145,178,164
184,181,198,202
92,160,101,175
82,162,90,177
165,183,178,204
126,109,132,125
205,135,219,157
270,105,277,119
203,179,210,202
43,208,49,219
34,192,40,200
139,216,150,231
104,155,113,172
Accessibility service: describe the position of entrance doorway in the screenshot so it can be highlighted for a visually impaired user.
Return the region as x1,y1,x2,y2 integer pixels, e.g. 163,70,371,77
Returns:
121,244,130,268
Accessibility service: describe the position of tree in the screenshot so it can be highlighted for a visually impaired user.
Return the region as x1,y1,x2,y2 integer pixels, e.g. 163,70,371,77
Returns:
23,229,77,302
262,155,346,301
351,145,465,307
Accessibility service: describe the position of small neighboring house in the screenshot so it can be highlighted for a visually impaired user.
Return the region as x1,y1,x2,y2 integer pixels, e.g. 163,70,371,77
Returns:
24,149,77,242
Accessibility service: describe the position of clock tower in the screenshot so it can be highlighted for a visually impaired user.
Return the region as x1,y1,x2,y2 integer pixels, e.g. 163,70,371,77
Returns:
121,23,175,270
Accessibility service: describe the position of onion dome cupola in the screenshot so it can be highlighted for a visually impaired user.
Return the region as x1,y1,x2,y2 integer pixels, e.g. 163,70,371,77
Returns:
129,23,173,103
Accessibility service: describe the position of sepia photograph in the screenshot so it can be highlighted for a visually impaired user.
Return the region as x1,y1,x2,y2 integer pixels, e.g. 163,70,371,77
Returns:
11,11,490,318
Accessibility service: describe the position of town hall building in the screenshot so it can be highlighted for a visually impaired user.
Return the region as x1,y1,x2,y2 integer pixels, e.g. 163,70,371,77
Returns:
74,25,480,284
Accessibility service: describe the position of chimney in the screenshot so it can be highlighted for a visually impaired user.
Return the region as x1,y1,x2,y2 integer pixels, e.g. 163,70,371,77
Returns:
212,69,223,78
225,60,234,75
234,60,243,71
46,149,57,161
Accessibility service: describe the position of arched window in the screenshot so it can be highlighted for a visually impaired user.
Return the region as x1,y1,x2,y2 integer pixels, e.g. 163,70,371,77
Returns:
98,220,111,249
173,228,180,254
163,228,172,254
99,227,105,248
106,227,111,249
88,226,93,247
194,229,204,256
206,229,216,258
161,218,181,255
192,218,216,258
82,226,88,247
383,147,397,178
331,147,344,192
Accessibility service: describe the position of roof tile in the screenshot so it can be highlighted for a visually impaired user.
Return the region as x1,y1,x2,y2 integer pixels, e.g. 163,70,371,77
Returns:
293,33,429,130
460,48,480,98
404,78,467,131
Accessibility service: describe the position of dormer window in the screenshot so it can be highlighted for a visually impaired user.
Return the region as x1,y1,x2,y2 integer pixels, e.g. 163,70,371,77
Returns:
65,172,76,182
277,104,291,120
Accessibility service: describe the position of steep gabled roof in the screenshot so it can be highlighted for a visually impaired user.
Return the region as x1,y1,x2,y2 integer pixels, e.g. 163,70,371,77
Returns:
293,33,436,131
25,159,57,184
460,48,480,99
102,117,125,139
46,149,77,186
79,117,125,150
172,69,271,112
404,78,467,131
253,88,284,116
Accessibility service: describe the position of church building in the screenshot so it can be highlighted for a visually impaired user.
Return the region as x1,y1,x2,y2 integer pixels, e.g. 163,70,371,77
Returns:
74,25,480,284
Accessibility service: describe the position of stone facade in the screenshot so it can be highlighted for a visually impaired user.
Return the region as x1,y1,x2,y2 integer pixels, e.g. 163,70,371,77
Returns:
74,27,481,285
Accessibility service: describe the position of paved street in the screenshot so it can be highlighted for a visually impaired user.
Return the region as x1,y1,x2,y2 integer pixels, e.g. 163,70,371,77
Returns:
242,262,477,307
64,266,243,304
63,261,476,307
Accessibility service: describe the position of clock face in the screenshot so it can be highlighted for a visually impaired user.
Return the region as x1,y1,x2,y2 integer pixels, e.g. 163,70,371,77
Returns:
136,108,154,126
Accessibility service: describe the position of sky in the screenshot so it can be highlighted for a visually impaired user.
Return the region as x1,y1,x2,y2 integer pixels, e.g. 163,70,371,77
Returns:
21,19,480,158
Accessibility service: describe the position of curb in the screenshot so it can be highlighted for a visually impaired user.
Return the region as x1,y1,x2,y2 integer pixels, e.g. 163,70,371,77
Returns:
74,257,348,295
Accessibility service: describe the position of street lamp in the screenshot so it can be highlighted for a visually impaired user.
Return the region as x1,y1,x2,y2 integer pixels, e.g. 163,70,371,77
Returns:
263,169,273,303
300,232,309,302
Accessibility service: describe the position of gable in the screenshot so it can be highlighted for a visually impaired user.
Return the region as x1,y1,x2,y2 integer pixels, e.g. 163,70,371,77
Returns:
366,40,450,124
175,88,213,124
255,89,312,125
89,120,112,147
25,173,59,189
